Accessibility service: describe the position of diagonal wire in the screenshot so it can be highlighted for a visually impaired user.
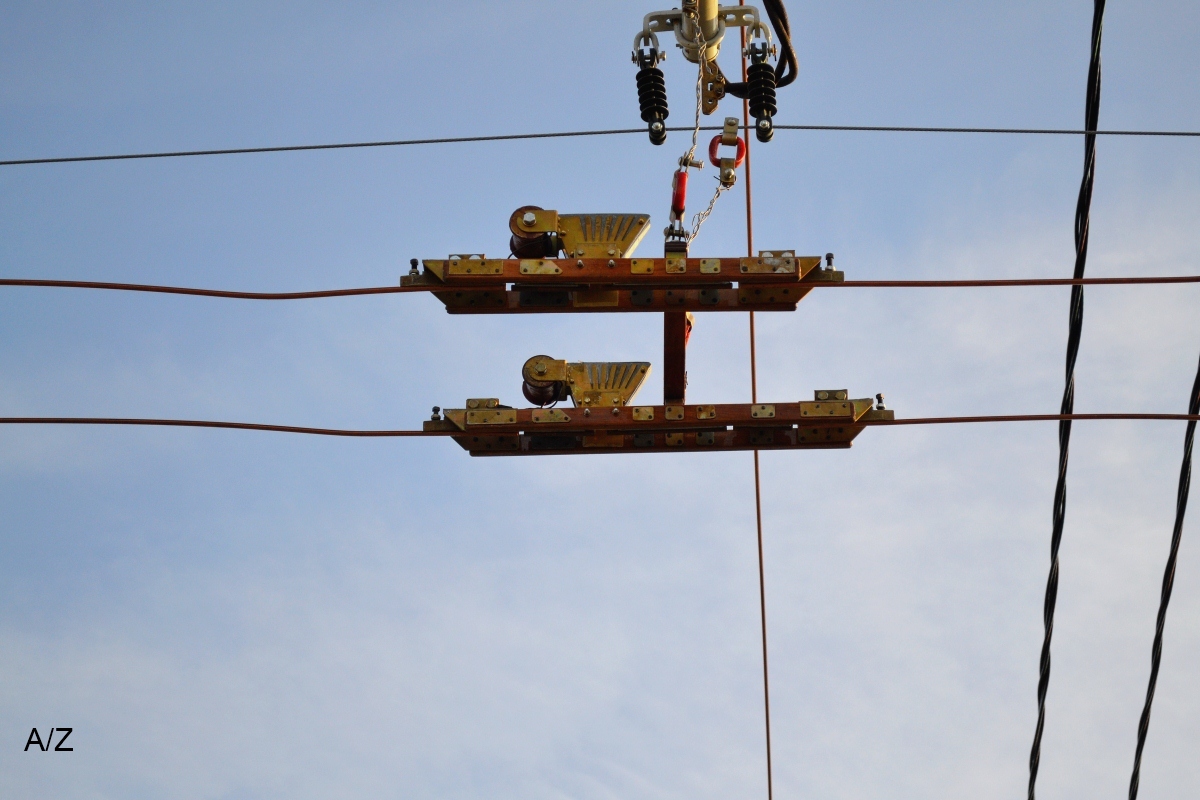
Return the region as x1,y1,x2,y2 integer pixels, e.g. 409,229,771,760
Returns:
1030,3,1105,797
1128,351,1200,800
4,124,1200,167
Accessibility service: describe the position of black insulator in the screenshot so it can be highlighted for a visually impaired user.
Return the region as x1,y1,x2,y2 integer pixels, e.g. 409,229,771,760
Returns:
636,65,669,145
747,62,777,142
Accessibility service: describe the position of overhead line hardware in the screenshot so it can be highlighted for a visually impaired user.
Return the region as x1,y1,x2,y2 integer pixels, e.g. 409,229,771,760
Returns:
6,126,1198,168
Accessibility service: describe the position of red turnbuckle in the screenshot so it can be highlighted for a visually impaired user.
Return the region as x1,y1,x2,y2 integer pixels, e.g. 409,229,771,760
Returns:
670,168,689,223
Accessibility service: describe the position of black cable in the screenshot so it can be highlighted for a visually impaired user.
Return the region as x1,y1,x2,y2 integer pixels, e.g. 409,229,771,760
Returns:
763,0,798,88
726,0,797,99
4,123,1199,168
1128,352,1200,800
1029,3,1104,798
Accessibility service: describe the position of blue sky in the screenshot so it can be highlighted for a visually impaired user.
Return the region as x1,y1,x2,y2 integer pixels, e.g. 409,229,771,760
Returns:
3,1,1200,798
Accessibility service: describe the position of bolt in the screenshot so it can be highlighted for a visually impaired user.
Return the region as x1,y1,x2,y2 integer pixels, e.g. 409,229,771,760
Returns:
431,406,441,420
409,258,419,275
757,118,771,130
607,259,616,268
583,408,591,417
876,393,886,410
576,259,585,268
612,407,620,415
825,253,835,270
650,121,665,134
522,211,537,226
817,391,829,400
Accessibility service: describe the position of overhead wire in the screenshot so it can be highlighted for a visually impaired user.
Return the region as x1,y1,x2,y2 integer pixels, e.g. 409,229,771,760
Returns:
1030,3,1105,798
1128,350,1200,800
3,124,1200,168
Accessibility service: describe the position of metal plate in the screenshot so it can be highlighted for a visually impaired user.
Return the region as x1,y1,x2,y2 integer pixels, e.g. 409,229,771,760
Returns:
750,404,776,418
583,433,624,448
700,259,721,274
518,289,570,307
738,286,799,304
519,260,563,275
632,407,655,421
448,257,503,275
466,409,517,425
631,259,655,275
631,289,654,306
665,405,685,421
696,431,716,446
800,401,853,417
435,290,506,309
665,432,684,446
459,434,520,452
740,250,797,274
665,255,686,274
696,405,717,420
573,290,620,308
531,409,571,423
633,433,655,447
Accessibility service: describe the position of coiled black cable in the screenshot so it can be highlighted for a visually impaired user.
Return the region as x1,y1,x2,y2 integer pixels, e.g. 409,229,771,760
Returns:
726,0,798,100
1028,3,1105,798
1128,352,1200,800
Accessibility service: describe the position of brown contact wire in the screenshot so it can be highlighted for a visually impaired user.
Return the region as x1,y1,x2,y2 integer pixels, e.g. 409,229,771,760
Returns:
0,418,439,436
3,275,1199,302
0,413,1197,436
739,10,775,800
0,279,425,300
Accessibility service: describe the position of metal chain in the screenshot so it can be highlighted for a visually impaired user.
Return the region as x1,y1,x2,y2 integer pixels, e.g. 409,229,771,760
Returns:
678,6,707,168
676,7,729,244
690,182,731,242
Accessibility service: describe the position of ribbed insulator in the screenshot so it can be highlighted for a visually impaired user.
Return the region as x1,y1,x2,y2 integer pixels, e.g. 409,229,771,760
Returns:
636,66,669,123
747,62,777,120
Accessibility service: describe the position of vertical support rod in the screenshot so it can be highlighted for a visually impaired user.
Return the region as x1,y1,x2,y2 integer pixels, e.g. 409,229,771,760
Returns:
664,311,688,405
698,0,720,43
740,8,773,800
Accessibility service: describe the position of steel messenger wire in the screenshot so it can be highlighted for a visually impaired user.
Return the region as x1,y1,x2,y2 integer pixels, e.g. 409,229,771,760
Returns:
1128,350,1200,800
1031,3,1105,798
1,413,1198,436
4,124,1200,167
738,7,774,800
3,275,1199,300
